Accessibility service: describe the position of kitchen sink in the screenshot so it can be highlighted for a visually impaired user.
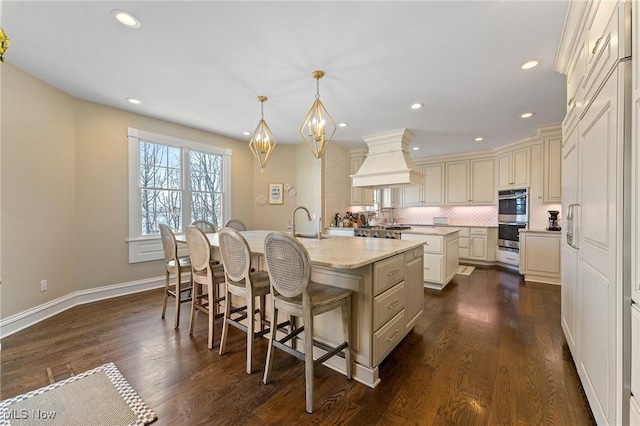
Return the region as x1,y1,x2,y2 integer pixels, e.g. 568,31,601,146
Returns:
294,232,327,239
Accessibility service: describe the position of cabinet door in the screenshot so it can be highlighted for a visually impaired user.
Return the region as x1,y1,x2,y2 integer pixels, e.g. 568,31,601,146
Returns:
575,69,620,424
469,236,487,260
381,187,399,208
544,137,563,203
497,153,513,189
561,122,579,357
350,156,374,206
422,163,444,205
401,165,424,206
470,158,496,204
512,147,530,188
350,157,364,205
445,161,469,205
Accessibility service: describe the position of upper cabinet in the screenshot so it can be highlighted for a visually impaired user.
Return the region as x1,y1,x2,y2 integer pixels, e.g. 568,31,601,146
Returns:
445,158,496,205
350,149,374,206
497,147,530,190
543,136,562,203
400,163,444,206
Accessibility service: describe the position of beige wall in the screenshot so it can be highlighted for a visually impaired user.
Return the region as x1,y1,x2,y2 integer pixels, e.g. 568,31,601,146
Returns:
294,144,322,234
2,64,77,315
1,64,307,319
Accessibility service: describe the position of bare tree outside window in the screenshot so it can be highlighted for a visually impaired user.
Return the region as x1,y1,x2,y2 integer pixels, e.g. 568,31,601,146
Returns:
139,141,224,235
190,150,223,229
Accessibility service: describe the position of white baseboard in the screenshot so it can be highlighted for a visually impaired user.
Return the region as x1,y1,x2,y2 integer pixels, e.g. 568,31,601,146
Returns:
0,276,165,339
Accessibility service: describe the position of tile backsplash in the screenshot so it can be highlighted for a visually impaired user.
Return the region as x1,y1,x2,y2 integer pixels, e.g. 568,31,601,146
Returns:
386,205,499,226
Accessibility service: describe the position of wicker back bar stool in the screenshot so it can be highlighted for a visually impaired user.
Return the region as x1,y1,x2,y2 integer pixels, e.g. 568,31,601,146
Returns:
185,225,226,349
262,231,353,413
159,224,193,328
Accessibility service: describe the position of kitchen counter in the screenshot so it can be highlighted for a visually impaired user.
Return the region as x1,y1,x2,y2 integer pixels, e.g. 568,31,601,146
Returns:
179,230,425,388
403,227,460,236
520,228,562,234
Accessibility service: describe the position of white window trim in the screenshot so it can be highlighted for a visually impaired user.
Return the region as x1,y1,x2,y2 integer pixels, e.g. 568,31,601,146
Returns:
127,127,232,263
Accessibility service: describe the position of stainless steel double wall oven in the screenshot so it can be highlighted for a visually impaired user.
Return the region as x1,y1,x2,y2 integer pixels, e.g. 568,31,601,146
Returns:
498,188,529,251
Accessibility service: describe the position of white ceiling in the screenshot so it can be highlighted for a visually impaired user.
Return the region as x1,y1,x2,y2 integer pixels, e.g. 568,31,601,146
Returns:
3,1,569,157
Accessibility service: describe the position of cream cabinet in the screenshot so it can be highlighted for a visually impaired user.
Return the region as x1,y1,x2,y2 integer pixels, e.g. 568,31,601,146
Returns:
445,158,496,205
372,251,423,366
381,187,399,208
519,231,561,285
543,136,562,203
497,147,530,190
350,150,374,206
556,2,631,424
453,226,497,263
402,232,459,291
401,163,445,206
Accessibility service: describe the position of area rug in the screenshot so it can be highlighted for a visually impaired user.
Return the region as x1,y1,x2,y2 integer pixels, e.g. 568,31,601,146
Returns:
457,265,476,276
0,362,156,426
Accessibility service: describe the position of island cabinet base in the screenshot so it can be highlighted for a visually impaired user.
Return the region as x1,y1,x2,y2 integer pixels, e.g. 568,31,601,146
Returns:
284,247,424,388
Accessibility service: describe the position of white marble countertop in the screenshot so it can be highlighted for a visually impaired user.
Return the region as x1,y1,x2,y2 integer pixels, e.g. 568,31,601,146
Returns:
403,227,460,236
405,223,499,228
177,230,425,270
520,228,562,234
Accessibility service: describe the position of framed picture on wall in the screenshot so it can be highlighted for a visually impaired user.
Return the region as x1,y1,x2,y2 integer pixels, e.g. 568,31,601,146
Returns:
268,183,284,205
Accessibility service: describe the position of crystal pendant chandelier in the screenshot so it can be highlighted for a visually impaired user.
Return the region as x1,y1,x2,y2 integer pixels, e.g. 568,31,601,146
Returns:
300,70,336,159
249,96,277,171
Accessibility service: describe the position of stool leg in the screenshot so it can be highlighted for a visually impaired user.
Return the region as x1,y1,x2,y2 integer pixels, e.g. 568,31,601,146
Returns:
342,296,352,380
303,308,314,414
246,293,255,374
188,280,199,337
161,270,170,319
207,280,215,349
263,306,278,384
174,268,181,329
219,282,231,356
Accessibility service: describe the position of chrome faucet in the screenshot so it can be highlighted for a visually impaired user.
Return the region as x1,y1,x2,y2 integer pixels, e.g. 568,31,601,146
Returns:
291,206,312,236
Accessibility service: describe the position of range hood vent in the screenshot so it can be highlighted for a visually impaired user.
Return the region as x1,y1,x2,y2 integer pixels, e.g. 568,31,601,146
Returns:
351,128,424,188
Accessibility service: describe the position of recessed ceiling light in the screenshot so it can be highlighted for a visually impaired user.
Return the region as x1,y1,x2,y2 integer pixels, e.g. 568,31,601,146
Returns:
242,131,251,136
520,112,534,118
338,122,349,128
521,59,540,70
125,97,141,105
474,137,484,142
111,10,141,28
411,103,423,110
412,147,420,151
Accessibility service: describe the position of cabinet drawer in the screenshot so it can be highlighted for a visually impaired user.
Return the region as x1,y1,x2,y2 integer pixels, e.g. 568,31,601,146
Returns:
457,227,470,237
470,227,487,236
459,248,470,259
421,235,443,254
373,254,406,295
373,281,406,330
423,254,443,283
373,309,406,366
497,249,519,266
459,237,470,249
583,2,625,107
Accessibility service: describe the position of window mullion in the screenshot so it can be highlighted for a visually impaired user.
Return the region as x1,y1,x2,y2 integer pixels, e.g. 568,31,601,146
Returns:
182,147,191,232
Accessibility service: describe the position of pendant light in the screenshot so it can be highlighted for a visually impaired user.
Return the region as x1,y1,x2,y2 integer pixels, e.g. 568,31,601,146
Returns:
249,96,277,172
300,70,336,159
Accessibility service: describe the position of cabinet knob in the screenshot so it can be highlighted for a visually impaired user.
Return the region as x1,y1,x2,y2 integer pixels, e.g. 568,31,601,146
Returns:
568,98,575,108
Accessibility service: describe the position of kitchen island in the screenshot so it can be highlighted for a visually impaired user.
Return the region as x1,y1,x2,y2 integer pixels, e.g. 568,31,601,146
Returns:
186,230,426,388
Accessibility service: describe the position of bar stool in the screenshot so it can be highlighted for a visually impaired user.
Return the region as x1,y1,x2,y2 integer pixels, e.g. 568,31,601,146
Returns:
224,219,247,231
159,224,192,328
262,231,352,413
185,225,226,349
218,228,272,374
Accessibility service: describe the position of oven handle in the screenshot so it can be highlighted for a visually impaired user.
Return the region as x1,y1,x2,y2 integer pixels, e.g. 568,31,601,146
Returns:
498,194,528,200
498,222,528,226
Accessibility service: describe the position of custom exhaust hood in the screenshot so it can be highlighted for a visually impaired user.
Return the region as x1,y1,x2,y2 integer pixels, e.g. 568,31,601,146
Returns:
351,128,425,188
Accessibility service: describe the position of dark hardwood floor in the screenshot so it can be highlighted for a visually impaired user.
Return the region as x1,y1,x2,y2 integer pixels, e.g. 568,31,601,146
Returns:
1,267,595,425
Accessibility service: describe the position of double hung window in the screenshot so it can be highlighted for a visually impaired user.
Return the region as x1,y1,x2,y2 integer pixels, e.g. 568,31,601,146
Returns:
128,128,231,262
